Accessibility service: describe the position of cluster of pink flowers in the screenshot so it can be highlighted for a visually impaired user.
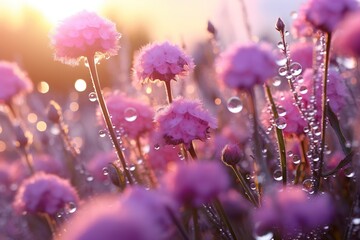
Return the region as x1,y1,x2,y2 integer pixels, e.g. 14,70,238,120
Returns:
216,42,277,91
0,61,33,103
133,41,194,83
51,10,120,65
13,173,79,215
154,97,217,148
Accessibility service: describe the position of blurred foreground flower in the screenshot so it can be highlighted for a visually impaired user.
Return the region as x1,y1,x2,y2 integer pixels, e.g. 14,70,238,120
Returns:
50,10,120,65
0,61,33,103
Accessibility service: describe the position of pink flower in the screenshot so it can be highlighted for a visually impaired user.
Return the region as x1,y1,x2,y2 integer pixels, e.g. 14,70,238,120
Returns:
101,93,154,139
61,187,175,240
31,154,65,177
333,11,360,57
216,42,277,91
0,61,32,103
261,91,307,136
133,41,194,83
253,186,334,237
51,11,120,65
300,0,358,33
154,97,217,148
161,161,229,207
291,9,315,39
290,41,313,70
87,151,117,181
13,173,79,215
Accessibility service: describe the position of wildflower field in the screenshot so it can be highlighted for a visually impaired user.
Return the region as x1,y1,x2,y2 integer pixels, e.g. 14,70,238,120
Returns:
1,0,360,239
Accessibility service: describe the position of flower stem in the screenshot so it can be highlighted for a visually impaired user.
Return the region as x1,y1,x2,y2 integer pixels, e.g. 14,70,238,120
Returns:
213,199,238,240
165,81,173,104
192,208,201,240
265,84,287,185
295,138,308,184
188,141,198,160
21,148,35,174
86,56,133,185
230,165,259,207
135,137,158,187
166,207,190,240
238,0,252,40
314,32,331,193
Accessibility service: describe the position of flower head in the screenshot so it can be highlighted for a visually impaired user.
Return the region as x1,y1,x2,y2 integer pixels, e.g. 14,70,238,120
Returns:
88,151,117,182
333,11,360,57
253,186,334,237
61,187,174,240
290,41,313,70
299,0,358,33
101,93,154,139
13,173,79,215
154,97,217,148
133,41,194,83
216,42,277,91
161,161,229,207
51,11,120,65
0,61,32,103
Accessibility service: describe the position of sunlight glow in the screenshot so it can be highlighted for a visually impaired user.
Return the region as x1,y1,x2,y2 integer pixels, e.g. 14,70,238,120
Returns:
24,0,103,24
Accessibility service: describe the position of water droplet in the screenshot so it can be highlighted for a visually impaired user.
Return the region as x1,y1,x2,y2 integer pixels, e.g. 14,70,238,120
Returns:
227,97,243,113
84,59,89,68
276,57,287,66
299,86,308,95
344,167,355,178
277,106,287,117
277,41,284,50
86,176,94,182
302,179,315,194
56,212,63,218
342,58,357,69
275,117,287,129
285,31,290,36
352,218,360,225
273,169,283,181
124,107,138,122
255,232,274,240
272,77,282,87
67,202,77,214
154,144,160,150
102,167,109,176
290,62,302,76
278,67,288,76
287,151,294,157
88,92,97,102
290,11,298,19
98,129,107,138
292,155,301,164
250,182,256,190
127,165,136,171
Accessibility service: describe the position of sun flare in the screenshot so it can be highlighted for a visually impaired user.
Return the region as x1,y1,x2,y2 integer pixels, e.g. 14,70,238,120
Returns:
24,0,103,24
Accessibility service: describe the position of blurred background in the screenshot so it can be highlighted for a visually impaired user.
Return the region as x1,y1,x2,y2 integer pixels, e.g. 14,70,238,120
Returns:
0,0,304,93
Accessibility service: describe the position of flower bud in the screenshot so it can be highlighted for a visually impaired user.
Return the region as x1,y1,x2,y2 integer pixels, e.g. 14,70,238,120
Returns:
221,144,244,166
14,124,32,149
47,100,62,123
275,18,285,32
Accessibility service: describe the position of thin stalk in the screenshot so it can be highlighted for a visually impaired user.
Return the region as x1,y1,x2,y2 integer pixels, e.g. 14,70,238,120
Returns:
295,139,308,184
166,207,190,240
213,199,238,240
135,137,158,187
314,33,331,193
265,84,287,185
192,208,201,240
165,81,173,104
230,165,259,207
238,0,252,40
21,148,35,174
188,141,198,160
42,213,56,236
86,56,133,185
248,89,270,183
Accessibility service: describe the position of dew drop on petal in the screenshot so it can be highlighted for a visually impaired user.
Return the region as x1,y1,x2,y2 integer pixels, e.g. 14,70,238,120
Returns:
154,144,160,150
275,117,287,129
124,107,138,122
88,92,97,102
227,97,243,113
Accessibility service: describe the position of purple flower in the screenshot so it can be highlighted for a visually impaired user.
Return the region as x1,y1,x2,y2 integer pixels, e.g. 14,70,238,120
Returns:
101,93,154,139
13,173,79,215
216,42,277,91
333,11,360,57
161,161,229,207
154,97,217,148
32,154,65,176
290,41,313,70
219,190,252,220
300,0,358,33
291,8,315,39
61,187,175,240
133,41,194,83
87,151,117,182
253,186,334,237
51,11,120,65
0,61,32,103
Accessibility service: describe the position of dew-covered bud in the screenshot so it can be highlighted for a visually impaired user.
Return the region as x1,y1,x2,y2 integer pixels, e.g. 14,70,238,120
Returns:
207,21,217,36
221,143,244,166
47,100,62,123
275,18,285,32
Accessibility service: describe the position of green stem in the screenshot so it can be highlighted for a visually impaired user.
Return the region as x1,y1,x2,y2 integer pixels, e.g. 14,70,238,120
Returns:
165,81,173,104
213,199,238,240
192,208,201,240
295,139,308,184
265,84,287,185
230,165,259,207
86,56,133,185
135,137,158,187
314,32,331,193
